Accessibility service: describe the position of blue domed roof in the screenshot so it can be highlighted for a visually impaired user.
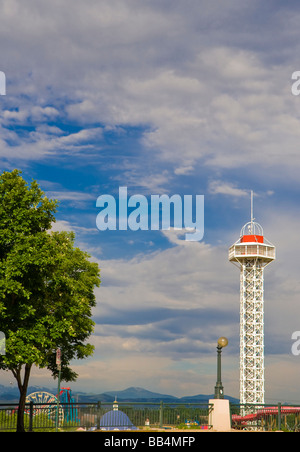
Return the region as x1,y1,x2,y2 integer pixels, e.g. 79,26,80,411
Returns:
100,409,137,430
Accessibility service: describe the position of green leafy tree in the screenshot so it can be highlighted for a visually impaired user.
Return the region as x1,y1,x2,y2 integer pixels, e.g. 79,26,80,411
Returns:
0,170,100,432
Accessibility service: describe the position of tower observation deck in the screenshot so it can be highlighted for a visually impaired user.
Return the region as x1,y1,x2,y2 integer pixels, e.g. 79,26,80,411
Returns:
228,192,275,405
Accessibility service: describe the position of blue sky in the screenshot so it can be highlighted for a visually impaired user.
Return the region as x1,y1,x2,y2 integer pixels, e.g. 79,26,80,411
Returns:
1,0,300,402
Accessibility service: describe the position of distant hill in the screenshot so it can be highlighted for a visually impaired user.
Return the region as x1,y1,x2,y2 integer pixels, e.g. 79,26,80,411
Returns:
75,386,239,404
0,384,239,404
0,384,58,403
103,386,177,401
179,393,239,404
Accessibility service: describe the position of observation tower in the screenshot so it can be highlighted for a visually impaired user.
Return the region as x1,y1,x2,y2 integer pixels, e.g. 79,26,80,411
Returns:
228,192,275,405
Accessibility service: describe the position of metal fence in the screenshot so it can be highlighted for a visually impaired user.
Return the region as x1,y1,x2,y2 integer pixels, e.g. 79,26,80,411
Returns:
1,400,300,432
0,401,212,432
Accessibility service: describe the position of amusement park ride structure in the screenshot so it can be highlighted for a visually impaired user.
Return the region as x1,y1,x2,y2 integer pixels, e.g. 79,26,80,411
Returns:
26,387,78,424
229,191,275,406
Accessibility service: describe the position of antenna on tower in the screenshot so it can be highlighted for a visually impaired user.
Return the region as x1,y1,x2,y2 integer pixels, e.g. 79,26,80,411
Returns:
250,190,254,233
247,190,254,234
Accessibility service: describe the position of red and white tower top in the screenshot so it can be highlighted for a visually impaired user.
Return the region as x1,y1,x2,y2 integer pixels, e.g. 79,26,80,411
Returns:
229,191,275,265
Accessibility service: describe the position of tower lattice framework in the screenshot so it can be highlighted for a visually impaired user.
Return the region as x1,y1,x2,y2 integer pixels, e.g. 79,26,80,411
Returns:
239,259,265,404
229,192,275,406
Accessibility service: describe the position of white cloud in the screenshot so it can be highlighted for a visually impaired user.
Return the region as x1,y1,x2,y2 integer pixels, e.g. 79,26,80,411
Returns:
208,181,249,197
174,165,194,176
98,244,232,309
0,1,299,186
50,219,97,235
0,124,104,160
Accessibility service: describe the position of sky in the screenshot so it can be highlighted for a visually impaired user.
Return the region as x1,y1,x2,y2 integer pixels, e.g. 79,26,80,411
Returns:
1,0,300,403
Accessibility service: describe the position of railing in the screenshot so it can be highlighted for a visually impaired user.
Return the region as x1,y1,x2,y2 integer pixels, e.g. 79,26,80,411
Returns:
0,401,212,432
228,243,275,261
2,400,299,432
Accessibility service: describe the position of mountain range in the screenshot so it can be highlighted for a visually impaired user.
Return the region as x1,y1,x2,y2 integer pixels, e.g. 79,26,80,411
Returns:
0,384,239,404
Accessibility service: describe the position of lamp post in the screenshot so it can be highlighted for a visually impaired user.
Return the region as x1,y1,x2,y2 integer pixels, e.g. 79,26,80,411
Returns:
214,337,228,399
55,348,62,432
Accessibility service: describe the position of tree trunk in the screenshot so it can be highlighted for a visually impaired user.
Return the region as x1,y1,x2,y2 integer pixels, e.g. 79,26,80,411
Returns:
13,364,32,432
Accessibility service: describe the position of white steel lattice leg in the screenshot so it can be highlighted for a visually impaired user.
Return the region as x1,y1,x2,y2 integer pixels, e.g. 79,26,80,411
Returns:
240,260,264,406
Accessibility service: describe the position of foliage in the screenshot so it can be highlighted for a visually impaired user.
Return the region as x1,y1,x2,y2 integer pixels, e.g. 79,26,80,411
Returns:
0,169,101,430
